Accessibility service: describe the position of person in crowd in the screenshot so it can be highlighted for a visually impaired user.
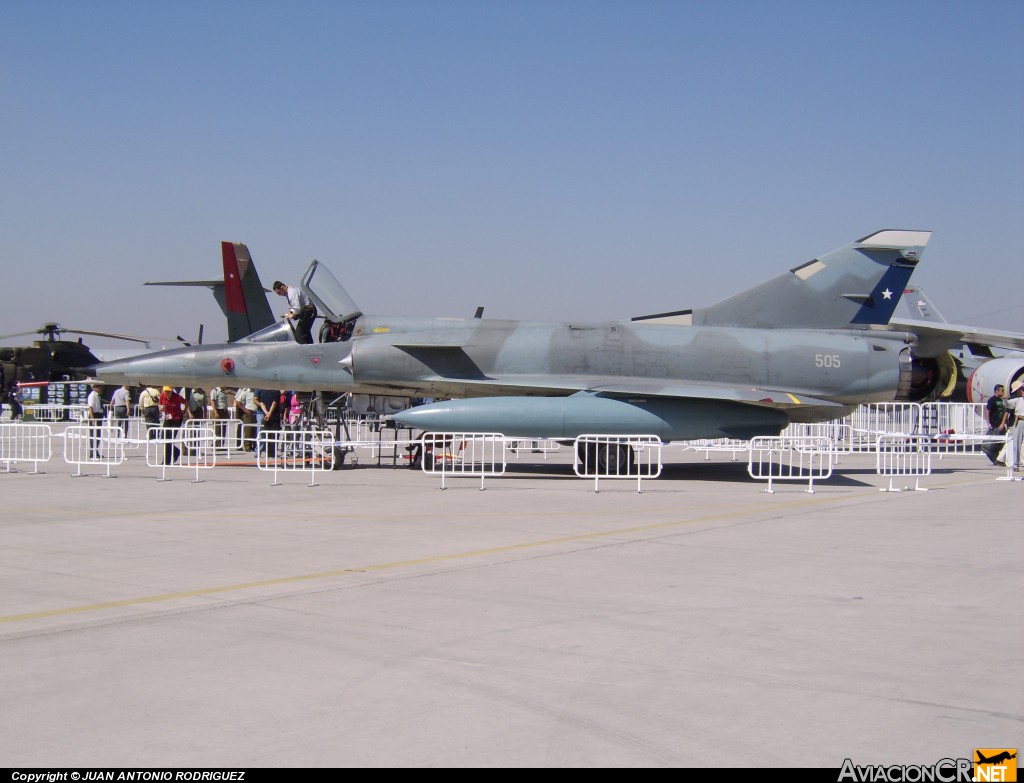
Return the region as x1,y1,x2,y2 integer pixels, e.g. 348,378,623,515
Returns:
139,385,161,431
7,381,23,421
210,386,229,447
186,387,207,420
234,387,258,452
982,384,1009,464
85,383,105,458
1000,379,1024,472
159,385,186,464
257,387,283,457
110,383,130,437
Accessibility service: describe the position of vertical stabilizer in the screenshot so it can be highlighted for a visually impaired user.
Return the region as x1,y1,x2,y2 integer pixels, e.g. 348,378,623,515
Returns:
144,243,276,342
221,242,275,340
900,285,947,323
695,229,931,329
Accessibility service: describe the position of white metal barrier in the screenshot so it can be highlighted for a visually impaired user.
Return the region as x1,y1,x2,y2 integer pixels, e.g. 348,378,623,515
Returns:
919,402,987,455
678,437,750,461
256,429,336,486
62,423,126,478
849,403,922,451
145,426,217,482
0,422,52,473
340,413,388,443
747,436,834,493
23,404,89,422
875,434,932,492
505,438,561,459
417,433,507,490
183,418,244,457
573,435,663,493
782,421,854,455
235,422,260,454
102,416,149,451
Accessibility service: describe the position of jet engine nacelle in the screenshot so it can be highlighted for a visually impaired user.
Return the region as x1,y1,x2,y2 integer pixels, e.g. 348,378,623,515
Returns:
967,355,1024,404
905,349,959,401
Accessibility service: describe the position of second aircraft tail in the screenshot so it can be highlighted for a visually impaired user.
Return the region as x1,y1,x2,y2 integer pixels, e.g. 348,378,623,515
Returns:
145,242,276,342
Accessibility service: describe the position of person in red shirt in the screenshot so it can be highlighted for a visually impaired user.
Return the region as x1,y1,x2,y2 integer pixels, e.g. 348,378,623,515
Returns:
159,386,186,464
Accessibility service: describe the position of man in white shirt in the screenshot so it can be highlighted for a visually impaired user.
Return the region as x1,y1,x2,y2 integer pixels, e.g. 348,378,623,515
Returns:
85,383,105,458
1002,379,1024,471
110,384,130,437
273,280,317,344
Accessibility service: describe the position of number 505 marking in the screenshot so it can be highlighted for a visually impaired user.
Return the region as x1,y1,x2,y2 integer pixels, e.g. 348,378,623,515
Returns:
815,354,840,368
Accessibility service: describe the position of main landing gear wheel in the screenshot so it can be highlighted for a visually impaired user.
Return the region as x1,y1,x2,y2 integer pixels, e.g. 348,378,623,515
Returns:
329,445,353,470
576,441,634,473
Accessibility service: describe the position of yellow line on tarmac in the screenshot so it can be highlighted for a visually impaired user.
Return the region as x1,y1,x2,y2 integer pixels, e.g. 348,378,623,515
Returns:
0,488,890,625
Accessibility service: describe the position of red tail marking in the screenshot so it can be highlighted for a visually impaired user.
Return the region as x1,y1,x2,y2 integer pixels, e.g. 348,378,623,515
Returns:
221,242,247,314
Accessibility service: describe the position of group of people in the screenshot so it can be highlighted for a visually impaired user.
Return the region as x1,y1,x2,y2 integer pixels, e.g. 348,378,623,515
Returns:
81,383,307,462
161,386,305,460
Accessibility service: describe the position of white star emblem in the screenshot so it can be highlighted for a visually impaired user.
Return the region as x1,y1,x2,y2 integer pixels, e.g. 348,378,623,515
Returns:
881,289,893,300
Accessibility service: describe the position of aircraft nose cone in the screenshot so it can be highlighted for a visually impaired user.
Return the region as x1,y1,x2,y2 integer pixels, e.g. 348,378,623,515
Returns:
91,360,130,385
93,350,199,388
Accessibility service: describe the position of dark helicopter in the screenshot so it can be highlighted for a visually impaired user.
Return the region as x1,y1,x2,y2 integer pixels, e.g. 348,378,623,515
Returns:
0,322,152,385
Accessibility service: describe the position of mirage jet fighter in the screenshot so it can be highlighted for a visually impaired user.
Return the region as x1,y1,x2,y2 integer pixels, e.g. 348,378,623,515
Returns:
97,229,959,448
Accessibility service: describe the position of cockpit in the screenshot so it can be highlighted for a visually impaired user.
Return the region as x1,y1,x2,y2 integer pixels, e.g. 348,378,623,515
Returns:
238,260,363,345
239,321,298,344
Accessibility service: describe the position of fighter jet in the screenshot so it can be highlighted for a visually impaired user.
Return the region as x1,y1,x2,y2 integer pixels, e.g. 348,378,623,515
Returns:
98,229,968,451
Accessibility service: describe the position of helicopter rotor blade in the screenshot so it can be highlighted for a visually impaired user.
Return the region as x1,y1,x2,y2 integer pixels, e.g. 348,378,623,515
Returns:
59,328,153,344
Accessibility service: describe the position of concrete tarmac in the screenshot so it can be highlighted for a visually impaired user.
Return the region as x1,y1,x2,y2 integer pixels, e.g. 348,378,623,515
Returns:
0,441,1020,768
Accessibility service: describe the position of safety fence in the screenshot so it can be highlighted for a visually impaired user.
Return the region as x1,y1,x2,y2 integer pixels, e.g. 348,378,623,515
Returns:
0,422,52,473
0,401,1012,494
145,426,217,482
505,438,562,459
680,403,988,462
679,438,750,461
63,423,127,478
256,429,337,486
849,402,987,453
875,434,932,492
338,412,389,443
101,416,151,450
573,435,663,493
848,403,922,451
417,433,507,490
22,403,88,422
183,418,244,456
747,436,834,493
920,402,989,455
782,422,855,455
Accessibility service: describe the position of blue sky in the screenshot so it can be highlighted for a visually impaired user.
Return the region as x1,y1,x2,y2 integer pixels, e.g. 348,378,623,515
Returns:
2,0,1022,349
